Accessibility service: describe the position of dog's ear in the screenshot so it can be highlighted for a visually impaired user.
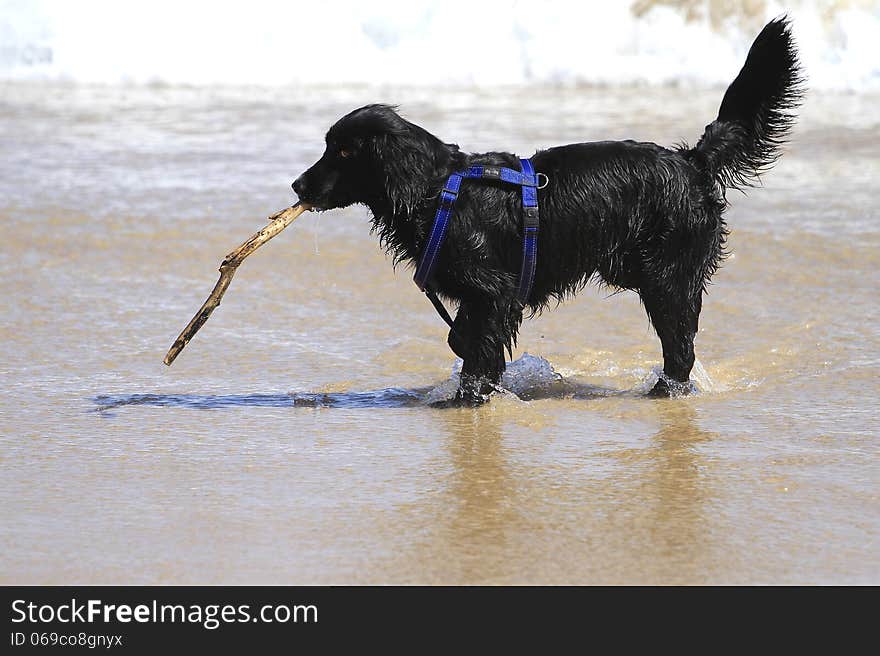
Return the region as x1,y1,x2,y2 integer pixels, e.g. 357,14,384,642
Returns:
370,130,448,216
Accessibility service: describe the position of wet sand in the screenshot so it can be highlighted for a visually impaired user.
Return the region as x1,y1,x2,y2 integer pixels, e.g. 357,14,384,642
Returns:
1,82,878,583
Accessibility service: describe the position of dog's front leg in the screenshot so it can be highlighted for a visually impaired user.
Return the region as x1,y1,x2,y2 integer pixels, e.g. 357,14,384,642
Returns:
448,299,517,406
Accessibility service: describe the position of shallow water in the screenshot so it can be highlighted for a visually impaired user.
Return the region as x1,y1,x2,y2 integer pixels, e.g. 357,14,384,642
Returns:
1,81,878,584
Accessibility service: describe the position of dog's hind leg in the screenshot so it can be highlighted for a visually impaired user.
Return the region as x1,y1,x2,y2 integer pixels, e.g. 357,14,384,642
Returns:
640,287,702,397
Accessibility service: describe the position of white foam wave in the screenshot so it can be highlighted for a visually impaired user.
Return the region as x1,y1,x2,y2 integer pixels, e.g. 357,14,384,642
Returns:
1,0,878,91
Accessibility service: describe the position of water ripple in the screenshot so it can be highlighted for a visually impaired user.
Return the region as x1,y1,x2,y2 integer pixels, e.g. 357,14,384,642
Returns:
93,387,428,412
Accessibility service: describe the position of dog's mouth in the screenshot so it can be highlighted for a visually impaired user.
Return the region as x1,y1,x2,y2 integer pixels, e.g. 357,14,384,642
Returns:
297,195,354,213
294,189,339,212
295,195,328,212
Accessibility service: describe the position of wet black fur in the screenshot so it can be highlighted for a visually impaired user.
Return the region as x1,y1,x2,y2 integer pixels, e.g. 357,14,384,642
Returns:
292,18,803,404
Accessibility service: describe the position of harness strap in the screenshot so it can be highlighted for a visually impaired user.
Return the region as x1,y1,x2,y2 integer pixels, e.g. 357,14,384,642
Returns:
516,158,540,305
424,285,456,330
412,172,463,289
414,158,541,319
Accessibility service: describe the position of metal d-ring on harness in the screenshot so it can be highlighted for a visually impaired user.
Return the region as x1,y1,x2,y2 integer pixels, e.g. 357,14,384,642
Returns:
413,158,548,330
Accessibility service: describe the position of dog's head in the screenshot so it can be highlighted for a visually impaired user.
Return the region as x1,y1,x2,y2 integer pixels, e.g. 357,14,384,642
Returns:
292,104,451,213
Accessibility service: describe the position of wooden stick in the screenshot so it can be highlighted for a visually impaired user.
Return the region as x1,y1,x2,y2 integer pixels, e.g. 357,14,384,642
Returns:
163,202,310,366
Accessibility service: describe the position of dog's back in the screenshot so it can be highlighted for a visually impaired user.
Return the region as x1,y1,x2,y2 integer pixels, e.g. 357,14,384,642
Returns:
529,19,802,300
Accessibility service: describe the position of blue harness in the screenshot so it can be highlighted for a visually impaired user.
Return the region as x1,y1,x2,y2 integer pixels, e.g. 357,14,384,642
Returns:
413,158,543,326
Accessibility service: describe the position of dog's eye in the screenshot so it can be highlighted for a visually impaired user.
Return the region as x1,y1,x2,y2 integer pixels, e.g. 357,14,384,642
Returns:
339,149,351,158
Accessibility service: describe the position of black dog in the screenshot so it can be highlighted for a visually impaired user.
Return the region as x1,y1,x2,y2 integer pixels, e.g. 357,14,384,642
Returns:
293,18,802,405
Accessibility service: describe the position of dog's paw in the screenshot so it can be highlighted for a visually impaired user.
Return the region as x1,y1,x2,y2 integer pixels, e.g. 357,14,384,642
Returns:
647,376,697,398
428,391,491,409
455,392,492,407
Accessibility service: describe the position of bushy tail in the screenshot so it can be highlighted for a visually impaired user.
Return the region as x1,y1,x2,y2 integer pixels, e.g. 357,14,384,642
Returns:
694,17,804,190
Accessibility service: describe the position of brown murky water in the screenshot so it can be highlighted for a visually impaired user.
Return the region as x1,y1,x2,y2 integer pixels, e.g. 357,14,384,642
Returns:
1,82,878,584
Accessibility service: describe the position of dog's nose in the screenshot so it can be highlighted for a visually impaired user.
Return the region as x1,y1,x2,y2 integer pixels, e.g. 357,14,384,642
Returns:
292,175,306,197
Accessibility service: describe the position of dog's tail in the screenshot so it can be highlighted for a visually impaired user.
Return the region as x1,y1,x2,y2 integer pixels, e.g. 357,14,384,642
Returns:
693,16,803,190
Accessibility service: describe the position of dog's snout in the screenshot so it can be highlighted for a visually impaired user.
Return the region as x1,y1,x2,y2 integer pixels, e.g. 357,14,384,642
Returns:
292,175,306,197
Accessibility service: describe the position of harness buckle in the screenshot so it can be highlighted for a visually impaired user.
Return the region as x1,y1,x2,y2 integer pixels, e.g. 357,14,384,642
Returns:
523,205,539,229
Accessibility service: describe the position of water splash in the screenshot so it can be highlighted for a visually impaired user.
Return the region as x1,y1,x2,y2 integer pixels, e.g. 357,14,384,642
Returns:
500,352,563,395
423,360,464,406
425,353,596,404
632,357,721,397
690,357,721,393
